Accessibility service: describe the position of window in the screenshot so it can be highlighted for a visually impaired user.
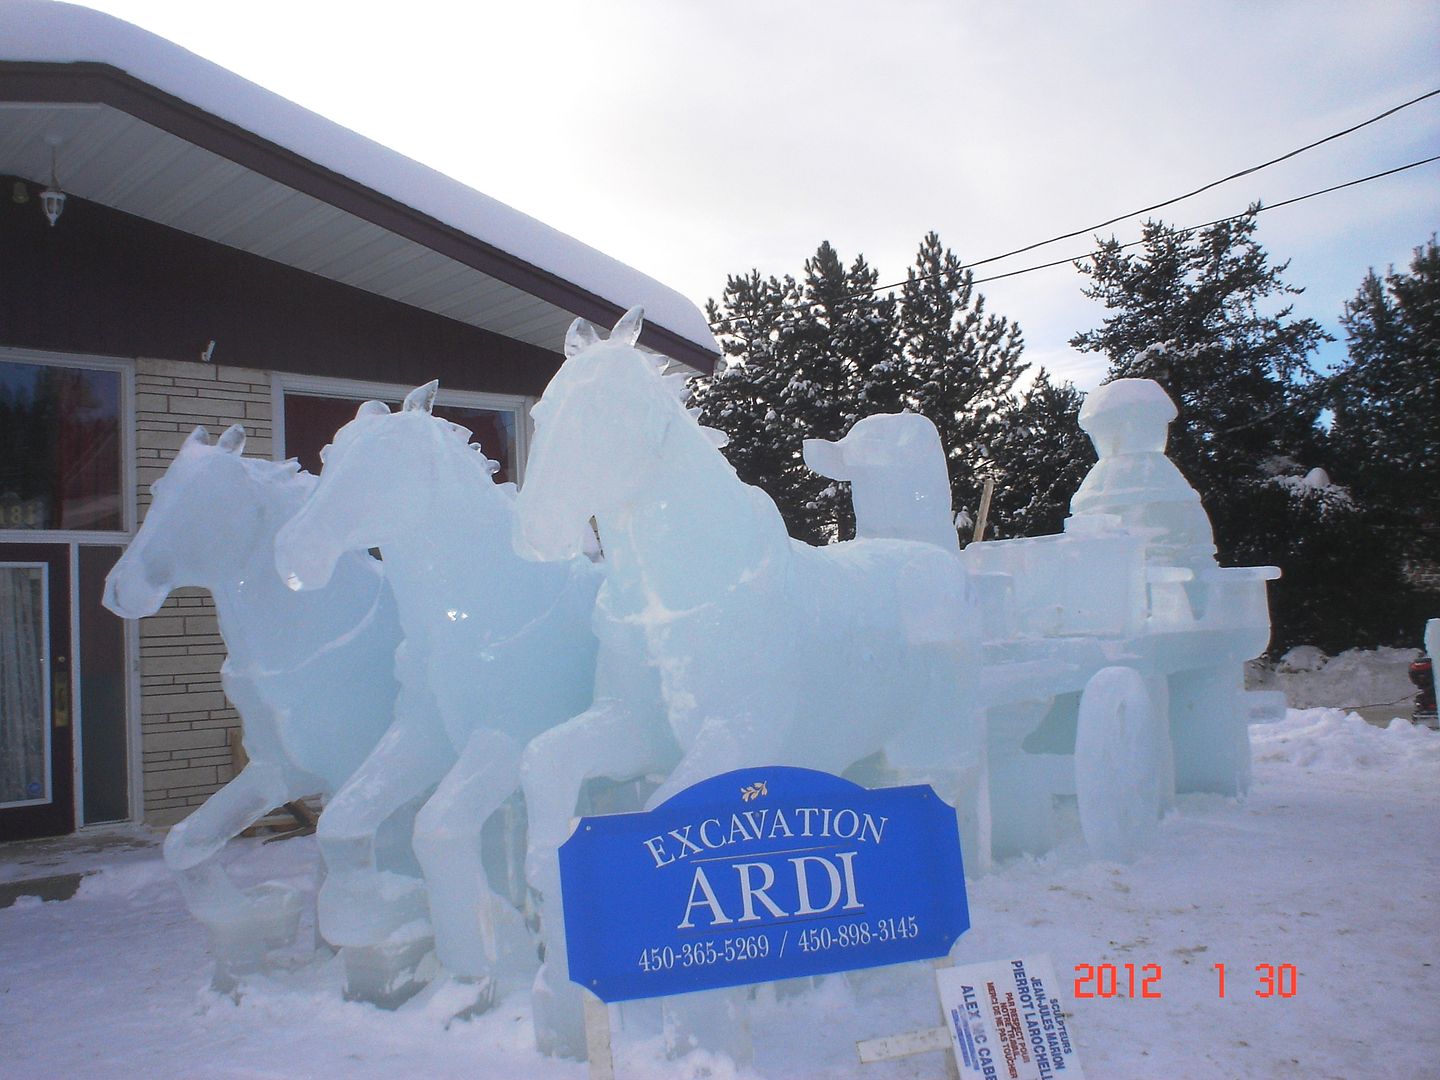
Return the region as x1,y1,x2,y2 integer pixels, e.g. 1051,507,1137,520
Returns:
0,564,49,808
275,377,526,485
0,360,125,532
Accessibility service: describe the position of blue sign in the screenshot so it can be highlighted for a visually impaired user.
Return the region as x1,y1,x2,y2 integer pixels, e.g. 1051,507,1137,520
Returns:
559,766,969,1003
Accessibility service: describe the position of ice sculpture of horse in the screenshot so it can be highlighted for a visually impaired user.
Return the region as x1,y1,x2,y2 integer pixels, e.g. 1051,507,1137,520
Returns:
274,384,601,1005
103,425,401,983
513,309,985,1056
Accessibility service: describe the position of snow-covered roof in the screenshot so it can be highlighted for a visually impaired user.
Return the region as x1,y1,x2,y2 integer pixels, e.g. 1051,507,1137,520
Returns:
0,1,719,369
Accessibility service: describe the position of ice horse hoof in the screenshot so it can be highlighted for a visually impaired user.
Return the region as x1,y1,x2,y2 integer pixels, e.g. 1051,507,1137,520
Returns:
444,975,499,1028
250,882,304,949
201,882,304,994
340,919,437,1009
663,987,754,1065
532,962,587,1059
206,881,303,960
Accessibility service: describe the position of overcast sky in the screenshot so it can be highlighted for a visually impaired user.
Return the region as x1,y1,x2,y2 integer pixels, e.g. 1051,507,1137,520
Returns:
79,0,1440,390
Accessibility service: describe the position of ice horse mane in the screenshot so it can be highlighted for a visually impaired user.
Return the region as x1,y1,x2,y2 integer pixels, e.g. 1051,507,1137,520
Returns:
248,453,307,489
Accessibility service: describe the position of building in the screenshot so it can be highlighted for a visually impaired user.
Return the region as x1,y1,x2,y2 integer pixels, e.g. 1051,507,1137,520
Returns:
0,2,718,841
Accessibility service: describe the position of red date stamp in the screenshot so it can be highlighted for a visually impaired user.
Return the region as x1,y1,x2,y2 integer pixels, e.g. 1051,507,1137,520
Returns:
1073,962,1299,999
1073,962,1163,998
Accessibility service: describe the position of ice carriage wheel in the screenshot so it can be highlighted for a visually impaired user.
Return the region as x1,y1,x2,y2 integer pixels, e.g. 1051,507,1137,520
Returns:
1074,667,1166,863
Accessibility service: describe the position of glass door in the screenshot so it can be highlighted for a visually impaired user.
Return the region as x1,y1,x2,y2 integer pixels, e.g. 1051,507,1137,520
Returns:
0,543,73,841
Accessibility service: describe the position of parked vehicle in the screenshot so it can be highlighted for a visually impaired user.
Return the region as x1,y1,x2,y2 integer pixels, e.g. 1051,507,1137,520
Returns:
1409,655,1437,728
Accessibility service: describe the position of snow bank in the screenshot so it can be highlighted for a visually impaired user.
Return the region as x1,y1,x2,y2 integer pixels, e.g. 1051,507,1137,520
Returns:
71,859,173,902
1252,707,1439,777
1258,646,1421,710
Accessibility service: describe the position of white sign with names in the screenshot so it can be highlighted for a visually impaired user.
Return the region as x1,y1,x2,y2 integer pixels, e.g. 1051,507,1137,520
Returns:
935,955,1086,1079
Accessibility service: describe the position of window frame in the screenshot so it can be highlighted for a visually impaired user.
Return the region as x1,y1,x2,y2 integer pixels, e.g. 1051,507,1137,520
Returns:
0,348,136,544
270,372,532,484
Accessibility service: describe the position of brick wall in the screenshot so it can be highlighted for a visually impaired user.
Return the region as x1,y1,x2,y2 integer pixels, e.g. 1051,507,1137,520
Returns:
133,357,273,825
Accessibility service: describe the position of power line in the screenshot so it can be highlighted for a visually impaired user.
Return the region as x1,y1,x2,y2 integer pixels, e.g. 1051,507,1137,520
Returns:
974,87,1440,270
967,155,1440,287
711,152,1440,331
709,87,1440,331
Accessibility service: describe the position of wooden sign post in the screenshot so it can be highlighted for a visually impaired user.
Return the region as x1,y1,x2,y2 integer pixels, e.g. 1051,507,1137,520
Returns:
855,958,960,1078
583,990,615,1080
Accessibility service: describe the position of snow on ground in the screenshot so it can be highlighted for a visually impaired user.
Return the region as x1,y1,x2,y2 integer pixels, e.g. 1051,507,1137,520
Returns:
3,660,1438,1078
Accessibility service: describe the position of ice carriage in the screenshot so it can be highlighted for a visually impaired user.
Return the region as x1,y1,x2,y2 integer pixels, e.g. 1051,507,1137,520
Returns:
859,380,1276,862
810,378,1280,863
965,525,1279,862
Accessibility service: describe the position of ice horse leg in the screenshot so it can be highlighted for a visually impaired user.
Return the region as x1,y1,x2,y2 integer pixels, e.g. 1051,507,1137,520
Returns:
412,728,532,1014
985,700,1057,859
316,698,450,947
163,760,306,990
522,700,675,1059
642,712,781,1067
315,692,452,1007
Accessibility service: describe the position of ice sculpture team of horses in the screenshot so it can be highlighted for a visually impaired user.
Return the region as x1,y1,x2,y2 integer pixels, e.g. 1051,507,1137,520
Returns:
104,307,1275,1055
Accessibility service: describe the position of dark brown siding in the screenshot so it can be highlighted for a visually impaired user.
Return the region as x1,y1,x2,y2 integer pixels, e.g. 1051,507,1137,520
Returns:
1,175,561,396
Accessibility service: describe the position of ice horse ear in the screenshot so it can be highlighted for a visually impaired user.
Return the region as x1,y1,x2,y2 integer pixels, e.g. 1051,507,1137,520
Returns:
612,306,645,347
183,426,212,448
802,436,849,480
216,424,246,455
565,318,603,358
355,399,390,419
403,380,439,414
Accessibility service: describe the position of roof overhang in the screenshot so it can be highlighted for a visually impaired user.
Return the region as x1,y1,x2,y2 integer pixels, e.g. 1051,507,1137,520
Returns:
0,15,717,374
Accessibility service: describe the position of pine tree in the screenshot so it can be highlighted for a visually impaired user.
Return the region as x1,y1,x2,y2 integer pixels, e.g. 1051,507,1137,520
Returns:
697,269,796,511
984,369,1093,539
1070,209,1328,506
1330,236,1440,564
695,244,900,543
1069,209,1342,652
787,244,899,541
899,232,1027,535
697,234,1033,547
1236,476,1420,653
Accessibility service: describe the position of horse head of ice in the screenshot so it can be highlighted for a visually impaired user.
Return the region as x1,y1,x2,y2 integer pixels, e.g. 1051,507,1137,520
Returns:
274,382,506,591
804,412,960,555
1079,378,1177,458
104,424,297,617
515,307,693,561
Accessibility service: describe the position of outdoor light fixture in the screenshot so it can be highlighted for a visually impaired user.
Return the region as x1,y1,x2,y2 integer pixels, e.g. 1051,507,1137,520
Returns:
39,140,65,227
